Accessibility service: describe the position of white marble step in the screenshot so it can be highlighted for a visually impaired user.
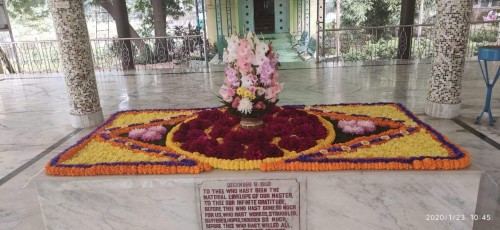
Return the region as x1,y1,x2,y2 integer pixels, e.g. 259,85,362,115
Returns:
36,168,490,230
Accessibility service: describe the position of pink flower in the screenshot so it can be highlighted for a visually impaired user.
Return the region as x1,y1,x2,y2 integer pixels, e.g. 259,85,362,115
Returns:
129,128,147,140
338,120,357,129
141,130,163,141
338,120,376,135
260,75,272,86
225,66,239,87
241,75,256,88
356,120,376,132
232,97,241,108
271,71,280,85
271,53,280,67
237,57,252,75
249,86,257,94
255,101,266,110
148,125,167,135
218,33,282,114
236,40,254,74
259,58,275,84
219,85,235,102
342,125,365,135
265,84,284,102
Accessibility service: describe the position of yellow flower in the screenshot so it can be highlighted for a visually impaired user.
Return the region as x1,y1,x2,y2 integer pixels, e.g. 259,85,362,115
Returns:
236,87,256,100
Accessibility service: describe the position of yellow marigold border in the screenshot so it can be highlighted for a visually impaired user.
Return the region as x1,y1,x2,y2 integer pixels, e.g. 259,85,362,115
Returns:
46,109,211,176
45,103,471,176
261,103,471,171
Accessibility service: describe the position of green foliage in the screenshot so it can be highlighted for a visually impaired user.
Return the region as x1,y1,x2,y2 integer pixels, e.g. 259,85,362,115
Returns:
338,0,373,27
411,37,433,58
363,39,398,59
469,30,497,43
332,0,401,28
340,48,367,62
364,0,395,27
7,0,50,30
135,43,155,64
132,0,193,36
7,0,48,20
337,37,435,62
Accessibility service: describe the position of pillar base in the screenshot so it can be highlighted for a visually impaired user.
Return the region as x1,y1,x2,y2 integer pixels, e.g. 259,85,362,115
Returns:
70,110,104,128
425,101,461,119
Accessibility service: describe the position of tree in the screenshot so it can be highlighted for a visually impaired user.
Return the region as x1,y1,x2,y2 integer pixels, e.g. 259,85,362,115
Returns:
333,0,400,28
89,0,143,39
151,0,168,61
336,0,341,56
132,0,194,62
151,0,167,37
364,0,400,41
7,0,48,21
131,0,192,36
7,0,51,32
338,0,373,27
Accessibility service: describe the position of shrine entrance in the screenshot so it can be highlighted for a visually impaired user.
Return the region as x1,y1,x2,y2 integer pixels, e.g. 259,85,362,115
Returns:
254,0,275,34
238,0,289,34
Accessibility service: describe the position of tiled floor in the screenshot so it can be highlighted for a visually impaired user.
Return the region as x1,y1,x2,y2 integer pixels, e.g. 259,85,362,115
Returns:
0,62,499,229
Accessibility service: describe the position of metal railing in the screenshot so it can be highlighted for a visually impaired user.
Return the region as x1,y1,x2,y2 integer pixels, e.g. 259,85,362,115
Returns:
316,21,500,63
0,34,208,74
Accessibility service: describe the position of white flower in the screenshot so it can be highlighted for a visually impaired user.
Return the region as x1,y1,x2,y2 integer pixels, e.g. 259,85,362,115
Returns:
227,35,239,51
237,97,253,114
223,35,239,63
256,87,265,96
240,75,255,88
223,51,237,63
253,41,269,66
246,31,255,43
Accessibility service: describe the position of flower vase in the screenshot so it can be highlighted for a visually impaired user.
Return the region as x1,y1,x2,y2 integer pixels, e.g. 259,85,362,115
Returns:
240,117,264,130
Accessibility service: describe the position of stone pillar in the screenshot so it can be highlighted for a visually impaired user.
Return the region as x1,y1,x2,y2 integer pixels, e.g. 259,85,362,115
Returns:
48,0,104,128
425,0,473,119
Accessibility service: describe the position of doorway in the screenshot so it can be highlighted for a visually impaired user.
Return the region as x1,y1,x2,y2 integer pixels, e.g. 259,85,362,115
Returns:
254,0,275,34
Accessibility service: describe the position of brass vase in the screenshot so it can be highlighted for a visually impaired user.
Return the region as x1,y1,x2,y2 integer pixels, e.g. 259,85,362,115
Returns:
240,117,264,130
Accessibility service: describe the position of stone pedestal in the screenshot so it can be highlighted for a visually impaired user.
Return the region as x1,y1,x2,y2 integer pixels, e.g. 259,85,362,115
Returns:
48,0,103,128
37,169,490,230
426,0,473,119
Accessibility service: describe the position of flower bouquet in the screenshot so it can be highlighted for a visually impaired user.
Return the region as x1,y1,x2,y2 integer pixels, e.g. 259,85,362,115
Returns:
219,32,283,128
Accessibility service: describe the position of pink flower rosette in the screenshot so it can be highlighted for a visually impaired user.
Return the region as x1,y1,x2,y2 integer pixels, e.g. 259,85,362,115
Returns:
219,32,283,118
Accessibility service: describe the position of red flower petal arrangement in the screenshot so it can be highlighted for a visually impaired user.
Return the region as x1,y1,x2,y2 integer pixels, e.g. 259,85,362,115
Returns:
45,103,470,176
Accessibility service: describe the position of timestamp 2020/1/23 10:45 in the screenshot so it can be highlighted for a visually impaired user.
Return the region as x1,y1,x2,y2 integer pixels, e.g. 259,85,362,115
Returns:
426,214,491,221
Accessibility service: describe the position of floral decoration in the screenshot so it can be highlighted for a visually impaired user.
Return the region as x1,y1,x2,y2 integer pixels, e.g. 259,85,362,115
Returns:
338,120,376,135
128,125,167,141
219,32,283,118
170,107,328,161
45,103,470,176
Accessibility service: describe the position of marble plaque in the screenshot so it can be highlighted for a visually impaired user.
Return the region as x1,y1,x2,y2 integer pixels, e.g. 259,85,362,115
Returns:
199,179,300,230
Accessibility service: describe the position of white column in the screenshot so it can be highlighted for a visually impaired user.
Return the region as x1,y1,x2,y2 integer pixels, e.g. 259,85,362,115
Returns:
425,0,473,119
48,0,104,128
